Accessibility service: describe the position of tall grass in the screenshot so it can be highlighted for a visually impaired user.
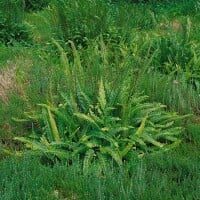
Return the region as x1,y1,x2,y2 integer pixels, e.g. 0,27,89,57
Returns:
23,0,200,117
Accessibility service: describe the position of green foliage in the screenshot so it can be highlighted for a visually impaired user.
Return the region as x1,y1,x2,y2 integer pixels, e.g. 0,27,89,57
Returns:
0,1,199,198
0,156,56,199
0,18,30,45
24,0,50,11
0,0,24,23
14,48,188,165
49,0,112,46
1,129,200,200
137,71,200,114
0,0,30,45
29,0,158,45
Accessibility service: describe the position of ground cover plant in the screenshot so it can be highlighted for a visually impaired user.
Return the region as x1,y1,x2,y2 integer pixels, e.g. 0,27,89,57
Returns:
0,0,200,199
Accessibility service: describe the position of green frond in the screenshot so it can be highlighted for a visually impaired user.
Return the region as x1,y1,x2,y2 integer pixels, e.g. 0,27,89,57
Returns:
129,135,147,148
52,38,71,78
135,114,148,136
82,141,99,148
120,139,136,158
12,117,31,122
78,134,92,143
164,136,180,142
46,107,61,142
160,140,182,152
161,114,192,124
89,109,104,124
148,121,175,129
72,145,87,157
141,133,164,148
155,127,183,139
100,146,122,166
74,113,100,129
14,137,48,151
49,141,74,149
89,131,119,148
98,78,107,110
69,127,80,140
83,149,95,175
68,40,83,74
39,104,68,123
96,153,107,172
109,127,130,136
131,103,159,116
131,95,149,104
76,83,91,112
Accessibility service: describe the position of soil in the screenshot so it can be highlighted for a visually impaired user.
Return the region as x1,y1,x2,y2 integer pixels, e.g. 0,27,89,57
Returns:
0,65,16,104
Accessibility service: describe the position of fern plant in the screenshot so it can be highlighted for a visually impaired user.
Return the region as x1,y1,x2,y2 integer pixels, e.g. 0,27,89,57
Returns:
14,39,190,167
15,77,188,167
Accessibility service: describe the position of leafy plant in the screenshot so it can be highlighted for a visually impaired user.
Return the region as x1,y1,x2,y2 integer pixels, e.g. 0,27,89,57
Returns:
15,76,188,167
9,33,190,168
0,0,30,45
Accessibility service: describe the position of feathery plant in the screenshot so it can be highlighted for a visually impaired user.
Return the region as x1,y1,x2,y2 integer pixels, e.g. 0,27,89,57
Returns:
14,40,189,168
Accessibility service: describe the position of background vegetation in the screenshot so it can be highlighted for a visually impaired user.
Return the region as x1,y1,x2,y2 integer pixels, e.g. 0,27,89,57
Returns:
0,0,199,199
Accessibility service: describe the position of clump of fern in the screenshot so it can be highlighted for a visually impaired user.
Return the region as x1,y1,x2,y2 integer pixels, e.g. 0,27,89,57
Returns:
15,75,188,168
12,39,190,171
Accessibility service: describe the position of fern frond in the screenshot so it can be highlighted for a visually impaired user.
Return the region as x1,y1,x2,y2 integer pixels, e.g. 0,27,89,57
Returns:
100,146,122,166
68,40,83,74
155,127,183,139
135,114,148,136
89,131,119,148
109,127,130,136
14,137,48,151
141,133,164,148
83,149,95,175
148,121,174,129
47,107,61,142
120,139,136,158
76,82,91,112
98,78,107,110
74,113,100,129
52,38,71,78
89,109,104,124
